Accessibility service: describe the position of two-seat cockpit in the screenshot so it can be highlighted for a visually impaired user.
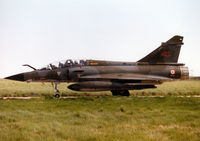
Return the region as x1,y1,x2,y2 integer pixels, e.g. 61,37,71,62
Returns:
39,59,87,70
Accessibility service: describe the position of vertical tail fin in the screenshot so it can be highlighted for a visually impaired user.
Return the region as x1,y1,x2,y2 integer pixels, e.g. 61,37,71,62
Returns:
137,35,184,64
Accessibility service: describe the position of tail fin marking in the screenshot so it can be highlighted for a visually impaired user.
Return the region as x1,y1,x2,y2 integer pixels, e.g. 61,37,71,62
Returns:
137,35,183,64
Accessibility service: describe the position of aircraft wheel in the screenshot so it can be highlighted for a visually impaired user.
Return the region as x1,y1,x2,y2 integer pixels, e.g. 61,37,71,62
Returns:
118,90,130,96
123,90,130,96
111,90,119,96
55,94,60,98
111,90,130,96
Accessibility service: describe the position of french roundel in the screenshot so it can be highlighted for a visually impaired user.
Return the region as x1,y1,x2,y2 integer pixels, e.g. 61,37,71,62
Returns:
170,69,176,75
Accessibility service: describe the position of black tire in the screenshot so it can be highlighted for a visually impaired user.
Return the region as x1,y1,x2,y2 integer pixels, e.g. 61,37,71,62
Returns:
55,94,60,98
111,90,119,96
111,90,130,96
123,90,130,96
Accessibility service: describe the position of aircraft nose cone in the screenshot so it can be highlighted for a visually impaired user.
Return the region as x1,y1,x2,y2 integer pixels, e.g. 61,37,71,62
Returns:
5,73,25,81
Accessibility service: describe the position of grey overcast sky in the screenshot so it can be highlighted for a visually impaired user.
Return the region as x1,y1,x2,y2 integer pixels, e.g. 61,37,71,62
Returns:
0,0,200,78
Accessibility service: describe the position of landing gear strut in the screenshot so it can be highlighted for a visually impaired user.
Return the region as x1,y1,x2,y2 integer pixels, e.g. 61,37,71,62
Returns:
52,82,60,98
111,90,130,96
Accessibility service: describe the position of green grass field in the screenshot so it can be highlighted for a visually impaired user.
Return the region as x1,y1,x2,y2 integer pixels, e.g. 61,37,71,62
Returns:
0,79,200,141
1,97,200,141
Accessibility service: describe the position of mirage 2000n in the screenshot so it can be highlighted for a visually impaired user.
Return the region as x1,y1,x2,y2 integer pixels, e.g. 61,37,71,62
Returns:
5,35,189,97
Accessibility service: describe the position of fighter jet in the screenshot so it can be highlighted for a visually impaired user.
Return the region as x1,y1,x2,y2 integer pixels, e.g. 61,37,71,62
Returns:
5,35,189,97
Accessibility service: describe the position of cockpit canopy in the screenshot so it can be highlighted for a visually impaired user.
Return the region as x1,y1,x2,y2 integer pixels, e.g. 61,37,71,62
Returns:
39,59,88,70
39,59,136,70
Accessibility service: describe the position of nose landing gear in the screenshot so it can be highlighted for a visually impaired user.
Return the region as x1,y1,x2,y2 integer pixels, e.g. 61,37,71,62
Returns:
51,82,60,98
55,91,60,98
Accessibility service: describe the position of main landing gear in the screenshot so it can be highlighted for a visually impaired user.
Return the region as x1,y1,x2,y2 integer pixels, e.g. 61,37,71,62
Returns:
51,82,60,98
111,90,130,96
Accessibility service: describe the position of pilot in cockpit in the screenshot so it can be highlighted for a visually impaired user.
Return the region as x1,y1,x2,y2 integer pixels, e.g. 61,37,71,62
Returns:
80,60,85,66
64,60,73,67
